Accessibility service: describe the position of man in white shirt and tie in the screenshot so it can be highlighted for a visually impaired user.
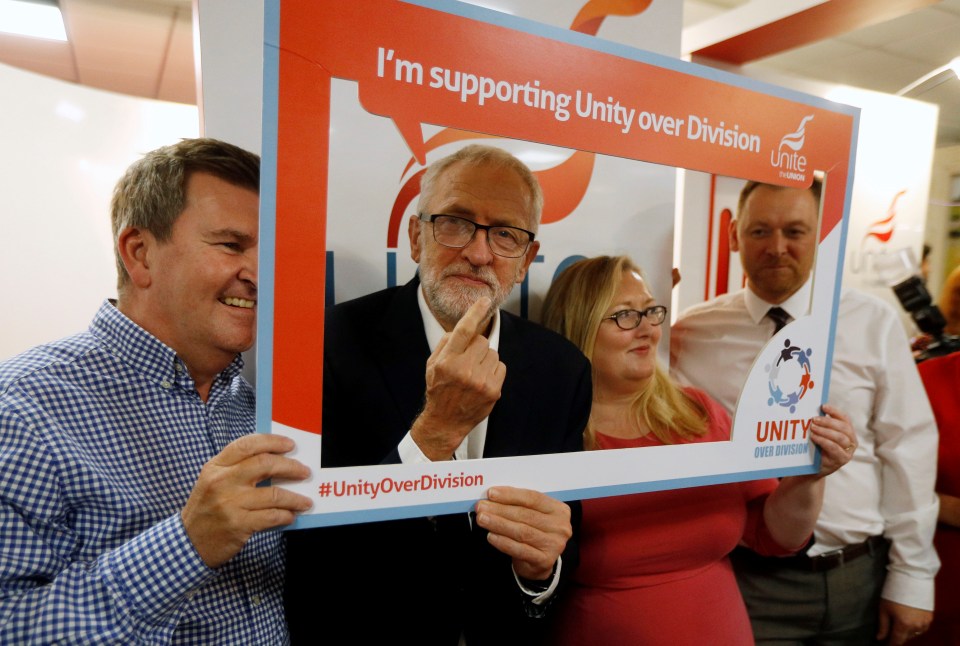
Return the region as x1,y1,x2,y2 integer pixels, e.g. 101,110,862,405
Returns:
671,179,939,646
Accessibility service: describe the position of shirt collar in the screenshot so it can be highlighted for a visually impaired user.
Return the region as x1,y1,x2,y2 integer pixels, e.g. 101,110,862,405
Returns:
743,277,813,324
89,299,244,393
417,286,501,353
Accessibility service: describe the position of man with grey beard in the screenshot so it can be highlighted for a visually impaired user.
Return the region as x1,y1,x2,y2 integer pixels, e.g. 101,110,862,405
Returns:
285,145,591,645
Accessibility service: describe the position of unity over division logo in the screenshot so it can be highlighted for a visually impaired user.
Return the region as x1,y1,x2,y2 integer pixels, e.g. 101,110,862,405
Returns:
765,338,815,414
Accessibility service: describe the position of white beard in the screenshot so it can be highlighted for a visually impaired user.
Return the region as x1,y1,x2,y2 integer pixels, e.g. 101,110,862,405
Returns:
420,262,512,327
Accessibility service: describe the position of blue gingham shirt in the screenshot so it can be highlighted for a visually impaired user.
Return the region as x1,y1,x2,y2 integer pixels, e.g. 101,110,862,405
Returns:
0,301,289,644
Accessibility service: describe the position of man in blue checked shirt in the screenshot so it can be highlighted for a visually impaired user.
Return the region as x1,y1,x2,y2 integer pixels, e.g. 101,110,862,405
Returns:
0,138,312,644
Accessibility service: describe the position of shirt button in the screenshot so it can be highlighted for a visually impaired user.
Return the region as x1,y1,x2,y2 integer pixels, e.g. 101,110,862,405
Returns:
174,363,183,373
161,380,172,389
251,595,262,605
185,589,198,599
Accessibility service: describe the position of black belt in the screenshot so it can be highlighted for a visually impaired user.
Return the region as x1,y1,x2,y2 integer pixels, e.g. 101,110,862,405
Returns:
782,535,887,573
732,536,887,574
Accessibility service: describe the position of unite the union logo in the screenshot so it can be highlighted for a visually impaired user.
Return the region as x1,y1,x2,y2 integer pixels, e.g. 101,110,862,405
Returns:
770,115,813,182
765,338,815,414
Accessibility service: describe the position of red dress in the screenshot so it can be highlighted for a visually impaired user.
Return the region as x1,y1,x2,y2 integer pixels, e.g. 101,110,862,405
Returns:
551,389,791,646
917,354,960,646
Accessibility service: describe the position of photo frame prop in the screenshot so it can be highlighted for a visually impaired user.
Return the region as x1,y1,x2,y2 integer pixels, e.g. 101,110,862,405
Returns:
257,0,858,528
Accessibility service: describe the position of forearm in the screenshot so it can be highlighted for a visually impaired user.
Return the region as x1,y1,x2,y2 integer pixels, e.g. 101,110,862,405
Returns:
877,482,939,610
1,514,213,643
875,415,939,607
938,492,960,527
762,474,825,550
409,410,467,461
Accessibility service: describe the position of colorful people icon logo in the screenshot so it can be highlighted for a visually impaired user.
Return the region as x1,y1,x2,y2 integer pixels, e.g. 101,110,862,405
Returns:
765,339,815,414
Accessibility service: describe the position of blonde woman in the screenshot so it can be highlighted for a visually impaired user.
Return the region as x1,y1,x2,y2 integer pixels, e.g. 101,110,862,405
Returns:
938,265,960,336
541,255,856,645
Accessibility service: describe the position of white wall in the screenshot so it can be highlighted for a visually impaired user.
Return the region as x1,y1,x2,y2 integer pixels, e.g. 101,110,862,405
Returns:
0,63,198,361
195,0,263,153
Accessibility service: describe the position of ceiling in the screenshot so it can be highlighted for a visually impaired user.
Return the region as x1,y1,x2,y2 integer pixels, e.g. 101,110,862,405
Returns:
1,0,958,146
0,0,194,104
685,0,960,147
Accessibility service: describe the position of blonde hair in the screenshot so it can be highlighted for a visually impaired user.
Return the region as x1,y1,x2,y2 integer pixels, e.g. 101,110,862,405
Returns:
541,255,708,449
939,265,960,335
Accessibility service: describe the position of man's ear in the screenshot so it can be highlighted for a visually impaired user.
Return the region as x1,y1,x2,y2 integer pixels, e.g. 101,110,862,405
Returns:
728,218,741,253
408,215,423,263
515,240,540,284
117,227,153,288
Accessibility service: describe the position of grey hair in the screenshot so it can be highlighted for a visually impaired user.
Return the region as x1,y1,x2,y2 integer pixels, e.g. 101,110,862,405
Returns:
416,144,543,231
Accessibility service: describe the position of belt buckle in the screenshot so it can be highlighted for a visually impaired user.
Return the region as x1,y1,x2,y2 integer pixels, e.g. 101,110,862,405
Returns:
810,547,846,571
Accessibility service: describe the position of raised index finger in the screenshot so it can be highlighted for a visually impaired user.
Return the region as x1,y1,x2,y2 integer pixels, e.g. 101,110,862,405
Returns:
444,296,492,354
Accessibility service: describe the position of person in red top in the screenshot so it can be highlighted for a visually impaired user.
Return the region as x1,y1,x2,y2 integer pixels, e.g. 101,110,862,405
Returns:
540,255,856,645
916,352,960,645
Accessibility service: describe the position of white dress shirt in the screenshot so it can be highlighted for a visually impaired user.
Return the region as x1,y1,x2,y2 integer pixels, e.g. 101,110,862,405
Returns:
397,287,500,463
670,280,940,610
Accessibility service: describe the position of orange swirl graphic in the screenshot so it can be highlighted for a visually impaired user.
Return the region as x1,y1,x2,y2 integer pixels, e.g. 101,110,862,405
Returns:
570,0,653,35
386,1,654,244
862,190,906,245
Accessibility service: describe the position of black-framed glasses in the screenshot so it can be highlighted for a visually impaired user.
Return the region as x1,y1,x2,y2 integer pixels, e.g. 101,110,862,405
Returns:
603,306,668,330
419,214,535,259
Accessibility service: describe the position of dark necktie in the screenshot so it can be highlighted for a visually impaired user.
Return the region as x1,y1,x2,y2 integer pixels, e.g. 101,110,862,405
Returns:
767,307,791,335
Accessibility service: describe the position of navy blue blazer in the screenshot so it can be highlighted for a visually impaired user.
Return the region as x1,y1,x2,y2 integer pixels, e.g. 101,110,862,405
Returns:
286,278,591,645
